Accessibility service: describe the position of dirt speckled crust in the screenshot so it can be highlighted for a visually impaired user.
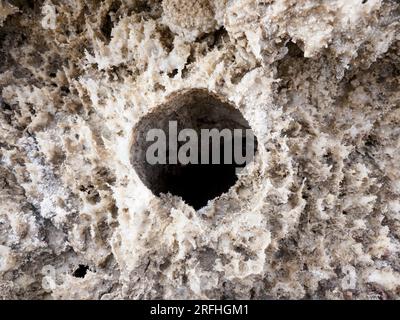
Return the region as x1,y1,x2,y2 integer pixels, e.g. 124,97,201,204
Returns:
0,0,399,299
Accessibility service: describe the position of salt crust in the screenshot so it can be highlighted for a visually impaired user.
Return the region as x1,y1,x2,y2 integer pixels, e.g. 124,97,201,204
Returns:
0,0,399,299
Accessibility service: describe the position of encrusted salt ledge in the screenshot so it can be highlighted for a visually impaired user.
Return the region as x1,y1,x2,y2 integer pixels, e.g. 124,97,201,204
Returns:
0,0,399,299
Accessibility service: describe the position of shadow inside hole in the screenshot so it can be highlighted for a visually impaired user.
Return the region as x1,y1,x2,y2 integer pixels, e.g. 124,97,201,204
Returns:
73,264,89,278
161,137,254,209
131,89,258,210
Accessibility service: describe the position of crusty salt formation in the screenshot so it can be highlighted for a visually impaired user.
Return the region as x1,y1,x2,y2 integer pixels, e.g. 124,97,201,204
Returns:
0,0,399,299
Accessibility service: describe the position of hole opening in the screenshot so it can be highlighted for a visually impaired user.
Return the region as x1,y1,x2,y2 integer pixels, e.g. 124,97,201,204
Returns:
131,89,258,210
73,264,90,278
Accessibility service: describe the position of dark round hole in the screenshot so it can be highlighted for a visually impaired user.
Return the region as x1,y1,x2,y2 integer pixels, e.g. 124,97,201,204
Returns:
73,264,89,278
131,89,258,210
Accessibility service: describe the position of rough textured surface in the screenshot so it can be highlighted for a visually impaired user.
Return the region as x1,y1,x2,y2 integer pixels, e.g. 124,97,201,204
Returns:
0,0,400,299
